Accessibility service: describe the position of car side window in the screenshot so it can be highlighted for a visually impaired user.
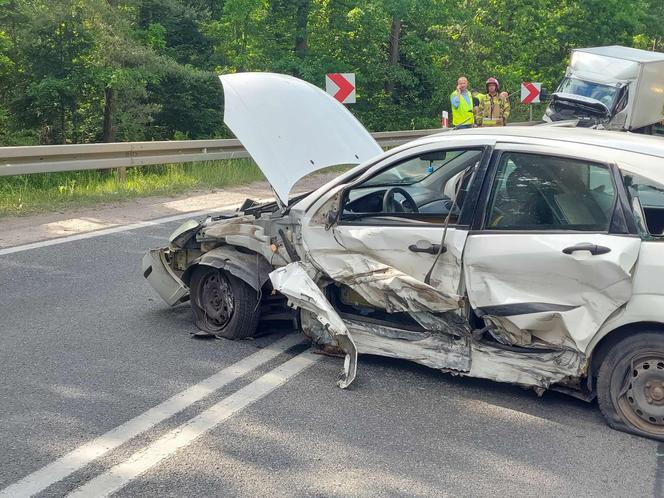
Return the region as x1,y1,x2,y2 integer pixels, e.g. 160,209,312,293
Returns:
342,148,483,224
624,170,664,236
486,152,616,231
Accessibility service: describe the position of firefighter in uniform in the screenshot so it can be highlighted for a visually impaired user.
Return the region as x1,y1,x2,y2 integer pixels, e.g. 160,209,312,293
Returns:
476,77,510,127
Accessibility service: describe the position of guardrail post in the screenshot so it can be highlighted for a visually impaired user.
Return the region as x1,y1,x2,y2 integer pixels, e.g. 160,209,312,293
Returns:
116,166,127,182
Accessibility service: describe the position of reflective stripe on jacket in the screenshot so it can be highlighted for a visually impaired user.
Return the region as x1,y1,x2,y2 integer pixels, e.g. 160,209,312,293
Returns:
476,93,510,127
450,90,474,127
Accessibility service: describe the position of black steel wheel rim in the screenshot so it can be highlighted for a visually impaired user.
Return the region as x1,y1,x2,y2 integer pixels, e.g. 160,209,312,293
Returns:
617,351,664,435
198,270,234,329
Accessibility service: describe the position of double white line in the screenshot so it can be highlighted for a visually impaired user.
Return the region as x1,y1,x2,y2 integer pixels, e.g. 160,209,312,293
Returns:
1,335,319,498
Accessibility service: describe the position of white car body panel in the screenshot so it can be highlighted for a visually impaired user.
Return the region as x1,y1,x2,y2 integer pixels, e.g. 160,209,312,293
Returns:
219,72,383,204
464,233,641,351
589,241,664,350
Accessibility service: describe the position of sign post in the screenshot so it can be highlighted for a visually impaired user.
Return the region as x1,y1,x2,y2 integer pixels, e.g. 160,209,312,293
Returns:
326,73,356,104
520,82,542,121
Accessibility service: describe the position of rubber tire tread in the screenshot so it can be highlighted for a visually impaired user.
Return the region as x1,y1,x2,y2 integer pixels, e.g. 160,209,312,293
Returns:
597,331,664,441
190,266,260,340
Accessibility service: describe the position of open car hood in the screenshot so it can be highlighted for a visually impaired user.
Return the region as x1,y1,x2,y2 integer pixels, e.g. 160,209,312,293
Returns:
219,72,383,204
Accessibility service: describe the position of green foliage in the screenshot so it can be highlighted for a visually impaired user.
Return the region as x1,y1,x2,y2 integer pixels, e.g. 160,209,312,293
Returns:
0,159,264,216
0,0,661,146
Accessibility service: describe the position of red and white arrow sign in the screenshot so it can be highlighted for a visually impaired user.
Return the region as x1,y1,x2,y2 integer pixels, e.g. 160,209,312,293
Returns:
326,73,356,104
521,82,541,104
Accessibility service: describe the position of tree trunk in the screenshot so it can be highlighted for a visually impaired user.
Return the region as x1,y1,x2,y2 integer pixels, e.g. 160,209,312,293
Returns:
102,87,124,181
102,87,115,143
71,101,79,144
295,0,310,60
386,16,401,97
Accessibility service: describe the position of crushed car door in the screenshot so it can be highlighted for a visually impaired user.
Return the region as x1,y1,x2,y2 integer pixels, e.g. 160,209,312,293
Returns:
463,145,641,352
300,142,491,334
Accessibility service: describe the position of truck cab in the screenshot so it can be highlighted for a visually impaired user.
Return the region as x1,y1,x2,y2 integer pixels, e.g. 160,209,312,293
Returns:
544,45,664,134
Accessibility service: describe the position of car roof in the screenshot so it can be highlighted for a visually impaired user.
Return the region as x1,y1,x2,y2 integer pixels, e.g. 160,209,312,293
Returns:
416,126,664,159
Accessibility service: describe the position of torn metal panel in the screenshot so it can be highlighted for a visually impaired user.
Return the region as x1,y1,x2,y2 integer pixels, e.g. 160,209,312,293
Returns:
590,242,664,353
345,318,471,372
200,216,270,252
183,245,273,291
169,219,202,248
481,316,533,347
408,310,470,336
464,233,641,351
333,226,469,294
469,340,585,388
301,210,469,300
200,216,290,264
270,262,357,388
482,312,578,350
306,252,461,314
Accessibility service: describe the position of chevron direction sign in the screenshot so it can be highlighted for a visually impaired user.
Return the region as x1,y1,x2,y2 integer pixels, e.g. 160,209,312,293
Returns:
326,73,356,104
521,82,542,104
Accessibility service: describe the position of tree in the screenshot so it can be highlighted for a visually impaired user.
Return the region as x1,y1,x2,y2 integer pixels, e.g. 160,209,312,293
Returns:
0,0,659,145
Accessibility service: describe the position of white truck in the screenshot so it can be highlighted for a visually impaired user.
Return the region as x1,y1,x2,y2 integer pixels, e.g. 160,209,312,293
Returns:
544,45,664,134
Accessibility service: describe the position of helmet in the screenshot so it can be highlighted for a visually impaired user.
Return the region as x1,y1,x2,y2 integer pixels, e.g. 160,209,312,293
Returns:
485,77,500,91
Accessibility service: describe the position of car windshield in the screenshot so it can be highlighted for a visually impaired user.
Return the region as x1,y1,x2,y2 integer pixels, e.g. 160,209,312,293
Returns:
557,77,620,109
362,151,465,187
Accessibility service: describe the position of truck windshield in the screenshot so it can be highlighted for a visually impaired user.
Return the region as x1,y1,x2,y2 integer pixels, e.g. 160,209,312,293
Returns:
557,77,620,109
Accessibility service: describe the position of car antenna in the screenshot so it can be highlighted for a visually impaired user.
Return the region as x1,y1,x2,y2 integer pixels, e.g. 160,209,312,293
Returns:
423,163,477,285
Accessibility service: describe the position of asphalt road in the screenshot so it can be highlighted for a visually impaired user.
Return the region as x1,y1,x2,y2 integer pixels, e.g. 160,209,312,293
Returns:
0,215,659,497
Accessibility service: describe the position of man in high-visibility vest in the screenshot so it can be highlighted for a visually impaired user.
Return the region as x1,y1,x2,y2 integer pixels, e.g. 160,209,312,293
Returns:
450,76,475,129
476,77,510,127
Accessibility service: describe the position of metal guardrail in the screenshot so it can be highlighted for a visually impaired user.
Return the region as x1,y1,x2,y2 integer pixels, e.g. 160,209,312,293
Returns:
0,129,442,177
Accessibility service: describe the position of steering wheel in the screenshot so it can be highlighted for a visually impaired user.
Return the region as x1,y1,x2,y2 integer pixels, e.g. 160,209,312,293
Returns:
382,187,419,213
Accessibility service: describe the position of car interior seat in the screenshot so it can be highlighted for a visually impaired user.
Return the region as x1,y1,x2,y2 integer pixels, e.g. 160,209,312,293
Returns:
492,163,555,228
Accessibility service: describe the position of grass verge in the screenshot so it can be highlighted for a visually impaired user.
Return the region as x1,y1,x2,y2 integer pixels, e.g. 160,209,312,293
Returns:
0,159,265,217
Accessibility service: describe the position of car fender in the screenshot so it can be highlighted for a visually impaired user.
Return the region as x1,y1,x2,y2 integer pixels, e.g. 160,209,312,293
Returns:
587,294,664,355
182,245,273,291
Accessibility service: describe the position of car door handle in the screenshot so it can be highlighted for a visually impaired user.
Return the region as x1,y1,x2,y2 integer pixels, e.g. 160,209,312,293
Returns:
562,243,611,255
408,241,446,255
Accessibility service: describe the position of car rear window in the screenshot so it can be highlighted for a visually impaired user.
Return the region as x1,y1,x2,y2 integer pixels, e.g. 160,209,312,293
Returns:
486,152,616,231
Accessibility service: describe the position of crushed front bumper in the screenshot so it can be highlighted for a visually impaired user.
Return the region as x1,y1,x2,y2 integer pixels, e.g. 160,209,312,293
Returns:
142,249,190,306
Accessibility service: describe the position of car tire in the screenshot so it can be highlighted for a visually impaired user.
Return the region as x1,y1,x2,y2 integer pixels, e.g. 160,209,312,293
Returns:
189,265,260,339
597,331,664,440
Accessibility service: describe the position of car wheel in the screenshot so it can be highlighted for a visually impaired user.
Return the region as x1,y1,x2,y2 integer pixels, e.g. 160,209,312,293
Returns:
597,331,664,440
189,266,260,339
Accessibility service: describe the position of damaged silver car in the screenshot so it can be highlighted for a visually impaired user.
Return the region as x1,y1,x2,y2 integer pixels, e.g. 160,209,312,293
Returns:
143,72,664,440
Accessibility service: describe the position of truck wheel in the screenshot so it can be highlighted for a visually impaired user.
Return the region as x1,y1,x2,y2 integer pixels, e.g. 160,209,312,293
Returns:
597,331,664,440
189,266,260,339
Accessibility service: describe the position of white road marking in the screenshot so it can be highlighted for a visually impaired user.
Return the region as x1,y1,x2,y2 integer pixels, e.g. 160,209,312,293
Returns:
0,334,305,498
67,350,320,497
0,197,273,256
